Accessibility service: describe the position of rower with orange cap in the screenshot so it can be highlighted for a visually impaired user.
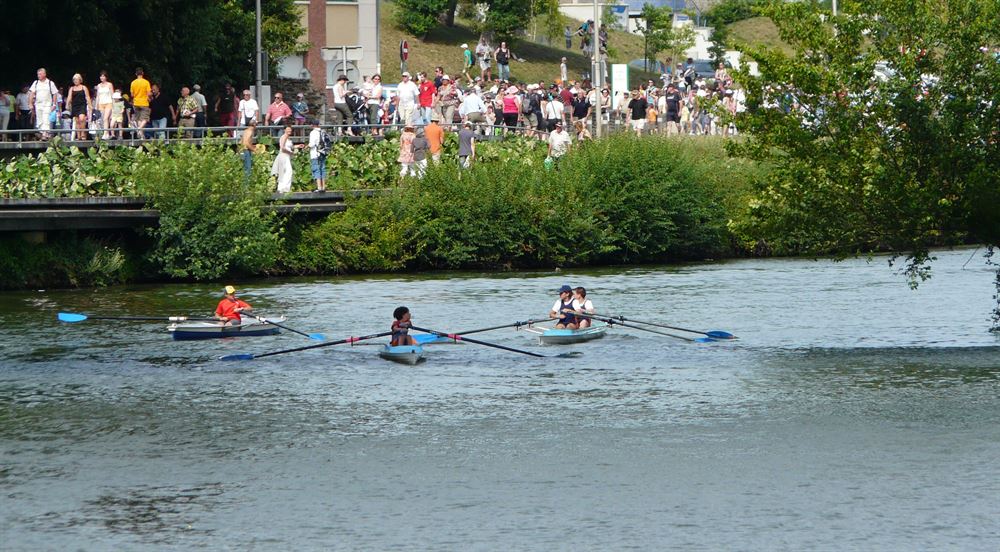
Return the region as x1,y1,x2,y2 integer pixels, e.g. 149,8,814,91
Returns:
215,285,253,326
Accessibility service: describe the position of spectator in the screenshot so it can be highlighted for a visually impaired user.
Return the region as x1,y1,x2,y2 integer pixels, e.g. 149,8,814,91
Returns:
495,41,515,82
110,91,125,139
237,89,259,126
291,93,309,127
307,120,327,192
130,67,151,135
564,26,573,49
271,125,302,193
28,68,58,139
547,120,570,161
459,87,486,128
524,84,544,135
461,43,474,82
545,89,565,132
573,119,591,141
15,86,30,131
433,66,444,88
662,84,682,136
457,121,476,169
66,74,92,141
0,89,10,138
176,86,199,138
264,92,292,136
215,83,238,130
332,75,350,135
476,39,492,81
241,120,257,177
148,84,172,140
411,127,429,179
417,72,436,125
436,75,460,129
95,71,114,139
397,123,416,178
366,74,383,135
627,90,648,136
424,113,445,162
501,85,520,131
571,89,591,126
191,84,207,137
396,72,419,126
560,57,568,84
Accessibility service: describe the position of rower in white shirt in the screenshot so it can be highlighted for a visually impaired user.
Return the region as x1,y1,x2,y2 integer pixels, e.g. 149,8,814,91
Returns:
572,287,595,328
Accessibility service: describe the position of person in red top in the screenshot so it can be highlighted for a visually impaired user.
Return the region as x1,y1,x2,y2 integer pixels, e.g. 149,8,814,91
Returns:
417,72,437,125
391,306,417,346
215,285,253,325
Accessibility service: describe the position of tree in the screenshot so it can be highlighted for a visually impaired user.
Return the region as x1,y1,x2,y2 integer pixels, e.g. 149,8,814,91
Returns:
0,0,304,95
638,4,696,71
727,0,1000,324
396,0,452,37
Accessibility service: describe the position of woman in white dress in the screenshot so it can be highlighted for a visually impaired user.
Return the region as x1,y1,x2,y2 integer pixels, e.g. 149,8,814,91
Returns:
95,71,114,139
271,125,301,193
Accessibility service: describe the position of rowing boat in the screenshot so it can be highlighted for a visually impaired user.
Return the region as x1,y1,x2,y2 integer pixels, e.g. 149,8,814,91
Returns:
526,322,609,345
378,344,425,365
168,316,286,341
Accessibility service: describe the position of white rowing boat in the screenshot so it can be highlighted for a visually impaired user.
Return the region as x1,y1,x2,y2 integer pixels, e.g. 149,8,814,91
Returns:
378,344,425,365
168,316,286,340
525,322,609,345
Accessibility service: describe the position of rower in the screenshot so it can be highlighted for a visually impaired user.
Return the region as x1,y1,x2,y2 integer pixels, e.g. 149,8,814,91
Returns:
573,287,595,328
215,285,252,326
549,284,578,329
391,306,418,346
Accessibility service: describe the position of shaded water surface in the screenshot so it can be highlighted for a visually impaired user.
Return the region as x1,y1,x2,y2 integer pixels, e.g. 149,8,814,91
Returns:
2,250,999,549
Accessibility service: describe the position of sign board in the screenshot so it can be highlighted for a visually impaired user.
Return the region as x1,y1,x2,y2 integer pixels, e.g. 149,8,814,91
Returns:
611,64,629,110
321,46,364,61
400,40,409,61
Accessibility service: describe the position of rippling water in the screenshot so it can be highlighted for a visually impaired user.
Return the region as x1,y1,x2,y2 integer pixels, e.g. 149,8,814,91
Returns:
2,249,999,549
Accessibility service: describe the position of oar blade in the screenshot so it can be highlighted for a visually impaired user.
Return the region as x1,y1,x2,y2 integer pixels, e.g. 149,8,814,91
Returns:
57,312,88,323
308,333,326,341
694,337,717,343
706,330,735,339
219,353,256,361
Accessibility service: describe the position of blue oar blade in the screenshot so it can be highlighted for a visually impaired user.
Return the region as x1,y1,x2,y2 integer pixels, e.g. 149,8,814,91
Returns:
219,353,256,361
694,337,717,343
414,333,449,345
308,333,325,341
706,330,736,339
57,312,88,323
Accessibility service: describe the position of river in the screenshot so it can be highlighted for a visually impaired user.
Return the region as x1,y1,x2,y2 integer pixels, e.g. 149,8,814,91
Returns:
1,249,998,550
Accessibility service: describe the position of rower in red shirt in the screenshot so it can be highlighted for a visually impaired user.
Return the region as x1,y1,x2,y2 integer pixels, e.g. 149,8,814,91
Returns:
215,285,253,326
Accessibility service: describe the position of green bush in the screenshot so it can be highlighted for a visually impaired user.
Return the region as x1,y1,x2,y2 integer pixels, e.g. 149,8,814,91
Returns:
134,140,283,280
0,139,142,198
0,233,136,289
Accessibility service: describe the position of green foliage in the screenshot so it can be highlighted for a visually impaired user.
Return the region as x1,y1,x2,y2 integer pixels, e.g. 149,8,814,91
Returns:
728,0,1000,275
0,233,135,289
283,134,762,274
0,141,141,198
639,4,697,62
135,140,283,280
706,0,765,27
395,0,451,37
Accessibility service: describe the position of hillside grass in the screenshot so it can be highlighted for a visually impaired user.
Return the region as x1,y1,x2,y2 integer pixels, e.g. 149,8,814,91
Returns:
379,2,659,86
727,16,793,56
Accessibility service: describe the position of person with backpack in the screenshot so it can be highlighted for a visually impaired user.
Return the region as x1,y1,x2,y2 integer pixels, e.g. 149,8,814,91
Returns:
308,120,331,192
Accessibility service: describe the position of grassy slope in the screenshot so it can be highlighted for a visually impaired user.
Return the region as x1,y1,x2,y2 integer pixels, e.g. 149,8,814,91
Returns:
727,16,793,56
379,2,658,86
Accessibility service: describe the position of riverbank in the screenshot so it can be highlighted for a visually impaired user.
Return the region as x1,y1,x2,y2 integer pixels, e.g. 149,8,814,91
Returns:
0,134,766,290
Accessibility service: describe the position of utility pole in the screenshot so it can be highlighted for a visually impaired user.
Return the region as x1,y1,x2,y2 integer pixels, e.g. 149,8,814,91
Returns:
255,0,263,109
593,0,602,138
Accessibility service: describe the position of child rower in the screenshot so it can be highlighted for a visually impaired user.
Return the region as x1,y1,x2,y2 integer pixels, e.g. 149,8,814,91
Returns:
573,287,595,328
549,284,578,329
215,285,253,326
391,306,418,346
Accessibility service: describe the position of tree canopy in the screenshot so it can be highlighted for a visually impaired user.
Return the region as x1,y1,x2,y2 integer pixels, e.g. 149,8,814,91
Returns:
0,0,304,94
728,0,1000,291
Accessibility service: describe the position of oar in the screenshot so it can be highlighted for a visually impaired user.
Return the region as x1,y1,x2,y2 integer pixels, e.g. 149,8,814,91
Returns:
414,318,548,344
411,326,582,358
241,313,324,341
592,312,736,340
568,311,714,343
219,330,393,361
58,312,218,323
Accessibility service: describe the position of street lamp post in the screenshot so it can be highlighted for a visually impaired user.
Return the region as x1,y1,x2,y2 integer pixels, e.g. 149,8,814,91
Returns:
255,0,263,109
593,0,602,138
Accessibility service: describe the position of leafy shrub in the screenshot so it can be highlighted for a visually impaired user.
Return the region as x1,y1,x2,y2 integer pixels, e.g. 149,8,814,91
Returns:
0,139,142,198
0,233,135,289
134,140,283,280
